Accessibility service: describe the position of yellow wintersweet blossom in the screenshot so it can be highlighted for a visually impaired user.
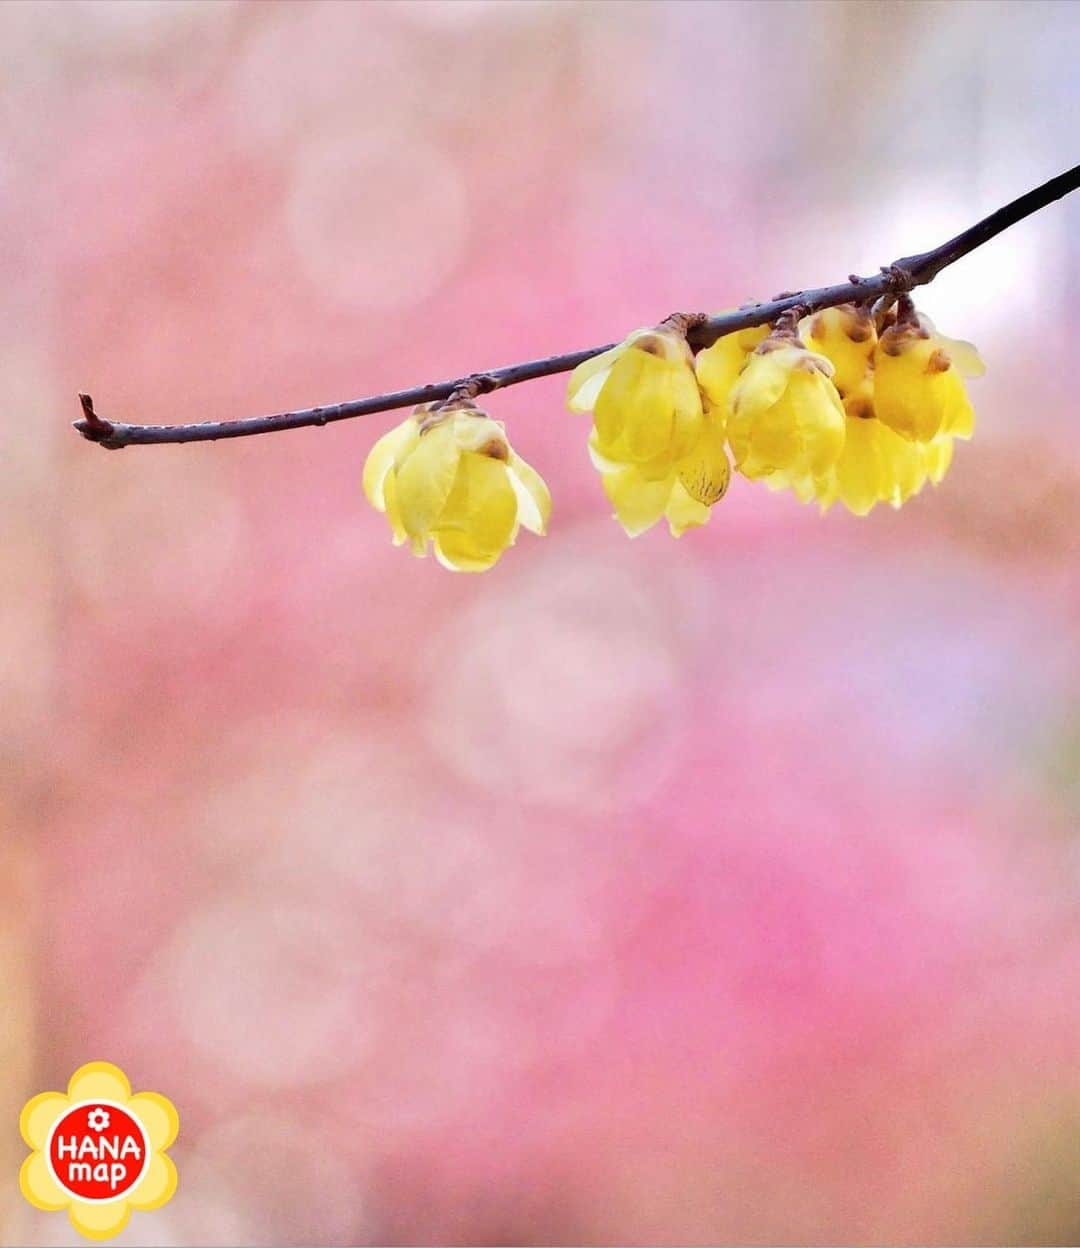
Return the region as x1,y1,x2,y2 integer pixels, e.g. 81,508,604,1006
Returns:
567,326,704,475
817,408,929,516
20,1061,178,1241
800,303,877,399
568,322,731,537
363,400,550,572
727,335,846,482
768,379,959,516
788,302,971,513
873,309,984,443
694,315,770,420
590,416,730,537
792,304,920,513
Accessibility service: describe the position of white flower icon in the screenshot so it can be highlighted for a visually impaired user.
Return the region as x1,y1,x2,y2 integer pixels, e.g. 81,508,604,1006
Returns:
86,1107,110,1133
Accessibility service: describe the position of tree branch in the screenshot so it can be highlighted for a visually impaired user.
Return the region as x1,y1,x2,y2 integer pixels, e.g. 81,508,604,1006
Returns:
74,163,1080,450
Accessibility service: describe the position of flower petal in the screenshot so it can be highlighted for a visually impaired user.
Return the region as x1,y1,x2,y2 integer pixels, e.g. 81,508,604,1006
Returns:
665,480,711,536
730,350,791,423
507,453,551,535
676,419,730,506
923,435,955,484
69,1200,132,1241
594,348,671,462
432,452,518,571
831,415,886,516
800,304,876,397
68,1061,131,1105
394,419,461,539
601,467,673,537
362,418,419,511
695,323,768,416
944,336,985,378
765,467,820,506
20,1092,68,1150
793,370,847,475
129,1152,178,1212
451,411,508,455
382,469,409,547
20,1151,68,1211
128,1092,179,1153
566,335,645,414
586,429,621,473
667,360,706,460
432,534,501,572
827,416,928,515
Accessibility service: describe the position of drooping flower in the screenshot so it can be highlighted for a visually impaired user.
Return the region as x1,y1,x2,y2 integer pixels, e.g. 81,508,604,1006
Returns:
800,303,877,399
767,375,960,516
792,304,919,513
363,400,550,572
567,325,704,475
873,307,984,443
816,397,930,515
590,416,730,537
751,302,980,514
694,313,771,421
726,331,846,482
569,321,731,537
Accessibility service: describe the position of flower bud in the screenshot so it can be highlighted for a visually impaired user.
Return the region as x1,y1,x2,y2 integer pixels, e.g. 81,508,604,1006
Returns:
800,304,876,398
362,402,550,572
727,338,846,481
873,310,983,443
568,326,704,474
693,314,771,421
816,408,928,515
570,323,733,538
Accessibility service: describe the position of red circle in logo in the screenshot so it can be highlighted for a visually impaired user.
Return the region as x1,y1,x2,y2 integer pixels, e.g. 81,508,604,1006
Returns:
48,1103,148,1201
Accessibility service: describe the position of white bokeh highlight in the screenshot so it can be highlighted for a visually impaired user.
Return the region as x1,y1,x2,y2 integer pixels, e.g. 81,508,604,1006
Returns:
148,896,379,1088
422,540,694,812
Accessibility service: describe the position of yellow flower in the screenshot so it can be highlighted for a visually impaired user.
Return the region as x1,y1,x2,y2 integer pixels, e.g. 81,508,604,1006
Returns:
569,321,731,537
363,401,550,572
873,311,984,443
694,316,770,421
816,409,929,516
799,303,877,399
727,337,846,481
770,381,960,516
764,303,973,513
20,1061,178,1241
567,326,703,475
591,416,730,537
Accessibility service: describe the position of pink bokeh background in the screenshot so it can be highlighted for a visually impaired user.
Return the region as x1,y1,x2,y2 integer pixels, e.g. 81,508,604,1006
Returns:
2,2,1078,1244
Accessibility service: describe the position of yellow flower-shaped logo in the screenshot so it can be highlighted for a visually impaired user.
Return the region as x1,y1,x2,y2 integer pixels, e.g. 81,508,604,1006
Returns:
20,1061,178,1241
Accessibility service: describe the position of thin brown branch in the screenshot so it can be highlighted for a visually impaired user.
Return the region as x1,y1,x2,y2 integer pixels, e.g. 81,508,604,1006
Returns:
74,163,1080,450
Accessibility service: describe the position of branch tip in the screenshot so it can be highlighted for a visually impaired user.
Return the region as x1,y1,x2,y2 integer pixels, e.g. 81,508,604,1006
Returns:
76,394,109,432
74,393,122,447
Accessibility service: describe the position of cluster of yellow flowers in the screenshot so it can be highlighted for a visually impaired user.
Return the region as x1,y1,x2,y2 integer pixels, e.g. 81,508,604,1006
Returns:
363,300,983,570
